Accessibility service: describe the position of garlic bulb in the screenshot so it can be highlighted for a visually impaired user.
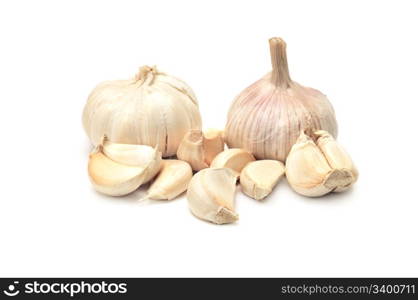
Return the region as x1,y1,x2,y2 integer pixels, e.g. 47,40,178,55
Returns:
82,66,202,157
225,38,338,161
285,130,357,197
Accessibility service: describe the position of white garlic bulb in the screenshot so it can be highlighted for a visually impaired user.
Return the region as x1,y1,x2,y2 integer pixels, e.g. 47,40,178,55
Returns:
225,38,338,161
82,66,202,157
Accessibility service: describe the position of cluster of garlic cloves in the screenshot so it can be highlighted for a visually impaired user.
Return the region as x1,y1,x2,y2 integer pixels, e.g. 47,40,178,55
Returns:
285,130,358,197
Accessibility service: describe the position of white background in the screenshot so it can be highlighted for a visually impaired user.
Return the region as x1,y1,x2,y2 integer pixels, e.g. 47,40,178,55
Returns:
0,0,417,277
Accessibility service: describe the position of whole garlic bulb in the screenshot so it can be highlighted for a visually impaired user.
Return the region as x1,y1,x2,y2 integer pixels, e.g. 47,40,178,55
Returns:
82,66,202,157
225,38,338,161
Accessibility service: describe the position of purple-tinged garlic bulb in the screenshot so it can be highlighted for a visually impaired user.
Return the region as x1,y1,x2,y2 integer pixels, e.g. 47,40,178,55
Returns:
225,38,338,161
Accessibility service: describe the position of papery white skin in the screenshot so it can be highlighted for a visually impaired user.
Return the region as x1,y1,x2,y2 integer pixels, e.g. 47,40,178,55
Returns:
225,38,338,161
82,66,202,157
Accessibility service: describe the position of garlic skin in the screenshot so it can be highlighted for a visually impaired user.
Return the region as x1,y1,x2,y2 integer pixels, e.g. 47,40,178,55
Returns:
240,160,285,200
285,130,357,197
187,168,238,224
82,66,202,157
225,38,338,161
210,148,255,177
146,160,193,200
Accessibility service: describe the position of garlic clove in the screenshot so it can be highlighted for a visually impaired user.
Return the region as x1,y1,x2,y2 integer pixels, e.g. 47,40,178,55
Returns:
285,132,336,197
210,148,255,177
187,168,238,224
146,160,193,200
176,130,209,171
101,138,162,184
202,128,224,164
286,131,358,197
314,130,358,192
88,151,148,196
240,160,285,200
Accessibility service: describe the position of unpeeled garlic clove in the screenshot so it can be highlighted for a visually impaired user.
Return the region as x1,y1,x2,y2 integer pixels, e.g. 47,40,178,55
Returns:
176,130,209,171
313,130,358,192
187,168,238,224
285,131,357,197
202,128,224,164
176,129,225,171
101,137,162,183
146,160,193,200
240,160,285,200
88,151,149,196
210,148,255,177
88,140,162,196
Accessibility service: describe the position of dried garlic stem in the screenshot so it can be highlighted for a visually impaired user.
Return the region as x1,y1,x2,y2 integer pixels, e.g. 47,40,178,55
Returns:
269,37,291,88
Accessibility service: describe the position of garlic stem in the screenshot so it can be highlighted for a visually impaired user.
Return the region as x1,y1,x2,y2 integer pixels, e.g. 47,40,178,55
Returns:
269,37,291,88
134,65,157,85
